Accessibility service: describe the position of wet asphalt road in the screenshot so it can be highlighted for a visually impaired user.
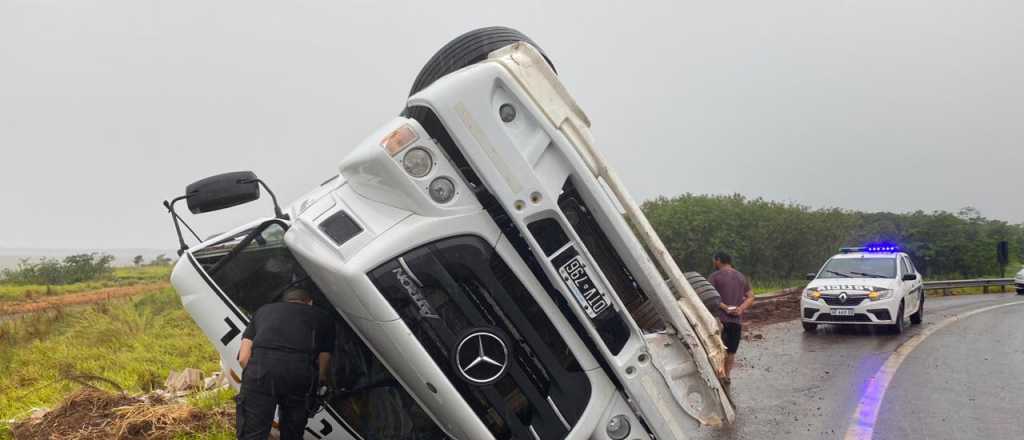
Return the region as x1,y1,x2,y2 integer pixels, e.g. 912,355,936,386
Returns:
691,293,1024,440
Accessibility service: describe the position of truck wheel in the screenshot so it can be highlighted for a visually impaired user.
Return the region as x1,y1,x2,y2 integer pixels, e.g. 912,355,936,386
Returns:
404,26,555,101
909,292,924,325
802,322,818,332
890,302,905,334
683,272,722,316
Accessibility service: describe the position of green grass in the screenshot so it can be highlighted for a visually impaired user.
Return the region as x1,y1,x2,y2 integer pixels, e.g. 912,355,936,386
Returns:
750,279,806,295
0,265,170,303
111,265,173,283
0,288,223,435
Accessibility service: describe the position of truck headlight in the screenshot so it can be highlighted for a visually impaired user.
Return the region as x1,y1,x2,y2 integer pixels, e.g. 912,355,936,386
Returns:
428,177,456,203
606,415,631,439
803,288,821,300
868,289,892,300
402,147,433,177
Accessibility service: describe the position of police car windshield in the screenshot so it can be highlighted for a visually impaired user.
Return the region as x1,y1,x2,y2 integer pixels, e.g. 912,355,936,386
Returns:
818,257,897,279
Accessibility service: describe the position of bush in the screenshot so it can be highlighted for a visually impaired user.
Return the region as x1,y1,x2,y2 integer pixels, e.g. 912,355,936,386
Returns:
0,253,115,285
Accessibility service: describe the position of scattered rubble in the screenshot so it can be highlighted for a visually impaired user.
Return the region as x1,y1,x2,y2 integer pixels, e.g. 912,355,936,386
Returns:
11,369,233,440
744,288,802,329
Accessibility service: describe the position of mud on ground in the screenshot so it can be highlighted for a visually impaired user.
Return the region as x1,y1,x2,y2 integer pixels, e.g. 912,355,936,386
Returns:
744,289,802,329
0,283,168,317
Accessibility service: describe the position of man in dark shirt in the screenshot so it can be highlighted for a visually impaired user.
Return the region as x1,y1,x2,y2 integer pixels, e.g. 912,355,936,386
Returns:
707,252,754,384
237,288,335,440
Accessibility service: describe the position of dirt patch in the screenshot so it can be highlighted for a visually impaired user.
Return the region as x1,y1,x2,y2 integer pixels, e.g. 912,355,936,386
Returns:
744,288,801,329
0,282,168,316
11,388,232,440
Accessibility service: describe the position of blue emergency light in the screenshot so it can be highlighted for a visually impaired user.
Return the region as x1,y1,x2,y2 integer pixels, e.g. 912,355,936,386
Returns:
840,243,901,253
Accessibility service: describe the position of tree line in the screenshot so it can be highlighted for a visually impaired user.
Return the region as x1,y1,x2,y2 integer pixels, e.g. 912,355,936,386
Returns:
1,253,116,285
641,194,1023,281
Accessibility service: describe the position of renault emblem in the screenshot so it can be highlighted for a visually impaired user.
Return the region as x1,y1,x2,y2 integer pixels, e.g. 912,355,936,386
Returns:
454,330,509,385
839,292,848,304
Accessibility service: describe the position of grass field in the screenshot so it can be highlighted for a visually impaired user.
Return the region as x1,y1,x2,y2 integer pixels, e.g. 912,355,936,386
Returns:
0,288,229,438
0,265,170,303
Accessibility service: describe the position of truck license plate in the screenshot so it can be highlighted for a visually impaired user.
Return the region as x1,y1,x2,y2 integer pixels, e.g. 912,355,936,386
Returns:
831,308,854,316
558,256,610,318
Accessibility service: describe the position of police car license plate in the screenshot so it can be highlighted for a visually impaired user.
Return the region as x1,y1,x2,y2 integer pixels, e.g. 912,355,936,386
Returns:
832,308,854,316
558,256,610,318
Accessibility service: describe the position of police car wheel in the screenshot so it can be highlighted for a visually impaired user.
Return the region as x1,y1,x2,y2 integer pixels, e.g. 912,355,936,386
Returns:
802,322,818,332
890,302,905,334
909,292,924,325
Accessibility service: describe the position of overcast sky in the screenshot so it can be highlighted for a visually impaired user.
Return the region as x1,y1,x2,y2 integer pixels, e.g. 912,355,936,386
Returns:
2,1,1021,250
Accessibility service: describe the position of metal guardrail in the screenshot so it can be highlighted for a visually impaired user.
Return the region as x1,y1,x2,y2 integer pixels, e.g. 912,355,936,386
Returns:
923,278,1016,293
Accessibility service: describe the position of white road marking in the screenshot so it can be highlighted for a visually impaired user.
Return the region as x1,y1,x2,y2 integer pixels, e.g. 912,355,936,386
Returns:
844,299,1024,440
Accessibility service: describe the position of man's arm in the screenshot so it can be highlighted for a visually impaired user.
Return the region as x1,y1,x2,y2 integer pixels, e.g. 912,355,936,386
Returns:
317,313,336,385
737,288,755,315
238,311,259,368
239,338,253,368
317,352,331,384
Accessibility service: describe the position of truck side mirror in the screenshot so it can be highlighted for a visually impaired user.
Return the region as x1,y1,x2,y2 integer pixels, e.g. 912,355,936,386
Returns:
186,171,261,214
902,273,917,281
805,272,817,281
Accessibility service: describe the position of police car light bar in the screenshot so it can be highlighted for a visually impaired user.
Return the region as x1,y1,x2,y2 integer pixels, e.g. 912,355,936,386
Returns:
840,244,900,253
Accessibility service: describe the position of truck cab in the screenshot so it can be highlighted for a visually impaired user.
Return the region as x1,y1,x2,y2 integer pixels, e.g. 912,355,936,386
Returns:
166,28,732,440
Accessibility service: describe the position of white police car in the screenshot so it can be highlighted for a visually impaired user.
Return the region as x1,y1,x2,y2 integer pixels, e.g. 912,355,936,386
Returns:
801,245,924,333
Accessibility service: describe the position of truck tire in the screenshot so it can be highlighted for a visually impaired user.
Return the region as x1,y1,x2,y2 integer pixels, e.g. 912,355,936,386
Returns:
683,272,722,316
630,273,720,331
404,26,555,104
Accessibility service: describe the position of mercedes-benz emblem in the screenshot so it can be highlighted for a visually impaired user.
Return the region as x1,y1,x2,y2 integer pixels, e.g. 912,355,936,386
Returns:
838,292,848,304
454,330,509,385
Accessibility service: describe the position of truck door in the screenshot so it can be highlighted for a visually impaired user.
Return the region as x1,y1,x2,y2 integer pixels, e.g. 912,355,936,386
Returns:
171,219,446,440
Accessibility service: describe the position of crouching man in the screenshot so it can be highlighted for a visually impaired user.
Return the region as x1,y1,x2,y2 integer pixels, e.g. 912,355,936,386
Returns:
237,288,335,439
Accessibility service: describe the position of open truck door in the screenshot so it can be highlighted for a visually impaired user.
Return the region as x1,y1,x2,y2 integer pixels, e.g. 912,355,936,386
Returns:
167,172,449,440
171,218,450,440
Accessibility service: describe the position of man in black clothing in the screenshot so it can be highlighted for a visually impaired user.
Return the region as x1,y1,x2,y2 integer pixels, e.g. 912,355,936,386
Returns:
237,288,335,440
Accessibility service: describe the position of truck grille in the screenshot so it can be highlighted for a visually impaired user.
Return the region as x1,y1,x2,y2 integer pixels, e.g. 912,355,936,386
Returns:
370,236,590,440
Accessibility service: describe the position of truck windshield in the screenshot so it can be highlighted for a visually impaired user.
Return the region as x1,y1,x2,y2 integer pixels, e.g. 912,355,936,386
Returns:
192,222,445,439
818,257,897,279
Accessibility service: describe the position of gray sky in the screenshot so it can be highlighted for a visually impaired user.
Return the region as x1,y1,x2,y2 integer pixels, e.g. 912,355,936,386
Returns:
2,1,1022,250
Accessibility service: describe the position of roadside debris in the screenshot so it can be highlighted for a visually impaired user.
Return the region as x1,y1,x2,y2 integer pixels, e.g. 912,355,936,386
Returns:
11,369,232,440
744,288,803,329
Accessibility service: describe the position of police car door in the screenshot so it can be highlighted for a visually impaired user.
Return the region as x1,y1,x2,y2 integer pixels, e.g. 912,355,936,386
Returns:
900,256,923,313
170,218,359,440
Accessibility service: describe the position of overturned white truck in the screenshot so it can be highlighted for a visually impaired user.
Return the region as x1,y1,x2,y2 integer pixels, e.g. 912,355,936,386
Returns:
165,27,733,440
